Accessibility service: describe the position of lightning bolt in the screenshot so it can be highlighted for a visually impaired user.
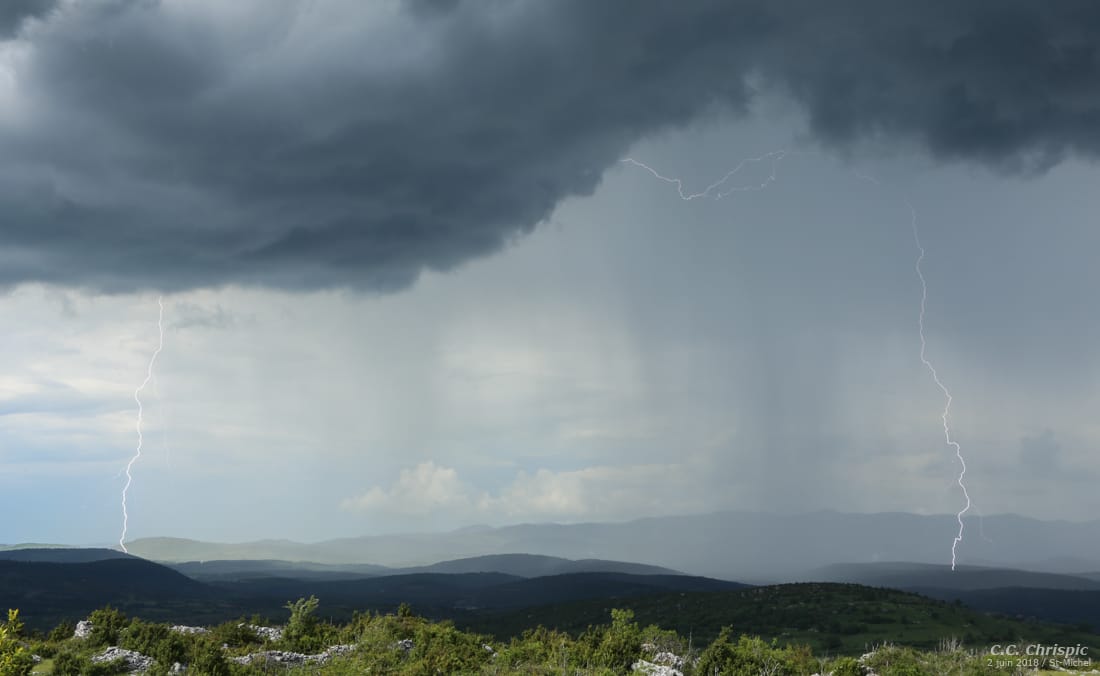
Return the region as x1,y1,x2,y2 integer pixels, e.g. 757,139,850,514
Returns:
119,296,165,553
910,210,971,570
620,149,801,201
624,153,974,570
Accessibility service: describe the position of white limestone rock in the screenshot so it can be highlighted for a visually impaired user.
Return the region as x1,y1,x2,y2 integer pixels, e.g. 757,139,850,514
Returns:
73,620,93,639
632,659,684,676
92,646,154,673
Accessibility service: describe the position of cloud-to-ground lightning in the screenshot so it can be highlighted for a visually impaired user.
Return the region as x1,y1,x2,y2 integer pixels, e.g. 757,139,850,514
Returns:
909,207,971,570
119,296,165,553
623,152,974,569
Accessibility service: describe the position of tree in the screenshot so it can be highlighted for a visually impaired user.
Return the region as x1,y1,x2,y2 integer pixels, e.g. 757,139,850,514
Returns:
283,596,326,653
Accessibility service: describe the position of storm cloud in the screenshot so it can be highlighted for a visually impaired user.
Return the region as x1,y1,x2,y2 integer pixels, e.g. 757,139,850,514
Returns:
1,0,1098,292
0,0,56,38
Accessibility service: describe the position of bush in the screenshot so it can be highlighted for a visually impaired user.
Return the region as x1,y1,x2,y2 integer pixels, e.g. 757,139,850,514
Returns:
51,651,127,676
496,625,573,670
27,640,55,659
211,619,261,649
597,608,642,673
47,620,75,643
0,610,34,676
829,656,864,676
282,596,334,654
120,619,189,668
51,649,84,676
695,628,814,676
406,619,494,674
85,606,130,648
189,637,232,676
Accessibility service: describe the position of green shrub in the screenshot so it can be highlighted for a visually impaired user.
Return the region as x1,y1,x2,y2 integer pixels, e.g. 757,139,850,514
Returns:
597,608,642,673
26,640,55,659
47,620,74,643
496,625,573,670
211,619,261,649
695,628,815,676
282,596,334,654
829,656,864,676
406,619,494,674
0,609,34,676
51,649,84,676
119,619,168,655
85,606,130,648
51,651,127,676
859,644,926,676
189,637,232,676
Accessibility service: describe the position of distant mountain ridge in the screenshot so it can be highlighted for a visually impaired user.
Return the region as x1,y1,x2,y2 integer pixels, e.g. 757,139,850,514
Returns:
2,547,1097,635
0,555,737,631
166,553,683,582
123,511,1100,581
393,553,683,578
0,557,219,625
169,559,393,581
804,562,1100,591
0,548,135,563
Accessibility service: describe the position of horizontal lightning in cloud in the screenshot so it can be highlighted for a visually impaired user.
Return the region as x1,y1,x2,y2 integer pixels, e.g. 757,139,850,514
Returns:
619,150,802,201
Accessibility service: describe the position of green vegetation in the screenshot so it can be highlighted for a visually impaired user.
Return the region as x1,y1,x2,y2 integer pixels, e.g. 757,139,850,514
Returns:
461,583,1100,655
3,594,1097,675
0,610,35,676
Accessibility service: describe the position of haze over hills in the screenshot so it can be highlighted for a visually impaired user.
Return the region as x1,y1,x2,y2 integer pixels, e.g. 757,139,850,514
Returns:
0,554,738,632
3,545,1098,637
804,562,1100,591
120,511,1100,581
395,554,683,578
165,554,680,583
168,559,394,582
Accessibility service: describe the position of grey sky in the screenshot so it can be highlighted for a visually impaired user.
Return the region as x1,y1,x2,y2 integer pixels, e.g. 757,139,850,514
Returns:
0,1,1097,550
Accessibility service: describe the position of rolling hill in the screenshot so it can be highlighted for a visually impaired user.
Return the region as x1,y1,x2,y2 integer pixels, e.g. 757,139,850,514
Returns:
460,583,1100,654
165,553,682,582
0,548,134,563
804,561,1100,591
0,557,735,631
123,511,1100,581
168,559,393,581
367,553,683,578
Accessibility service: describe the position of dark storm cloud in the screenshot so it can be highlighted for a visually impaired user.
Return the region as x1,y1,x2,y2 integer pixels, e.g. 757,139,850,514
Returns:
758,1,1100,171
1,0,1099,292
0,0,56,38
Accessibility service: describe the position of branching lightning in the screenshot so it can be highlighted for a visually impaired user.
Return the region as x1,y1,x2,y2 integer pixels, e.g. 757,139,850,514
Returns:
623,151,975,570
620,149,800,200
119,296,165,553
